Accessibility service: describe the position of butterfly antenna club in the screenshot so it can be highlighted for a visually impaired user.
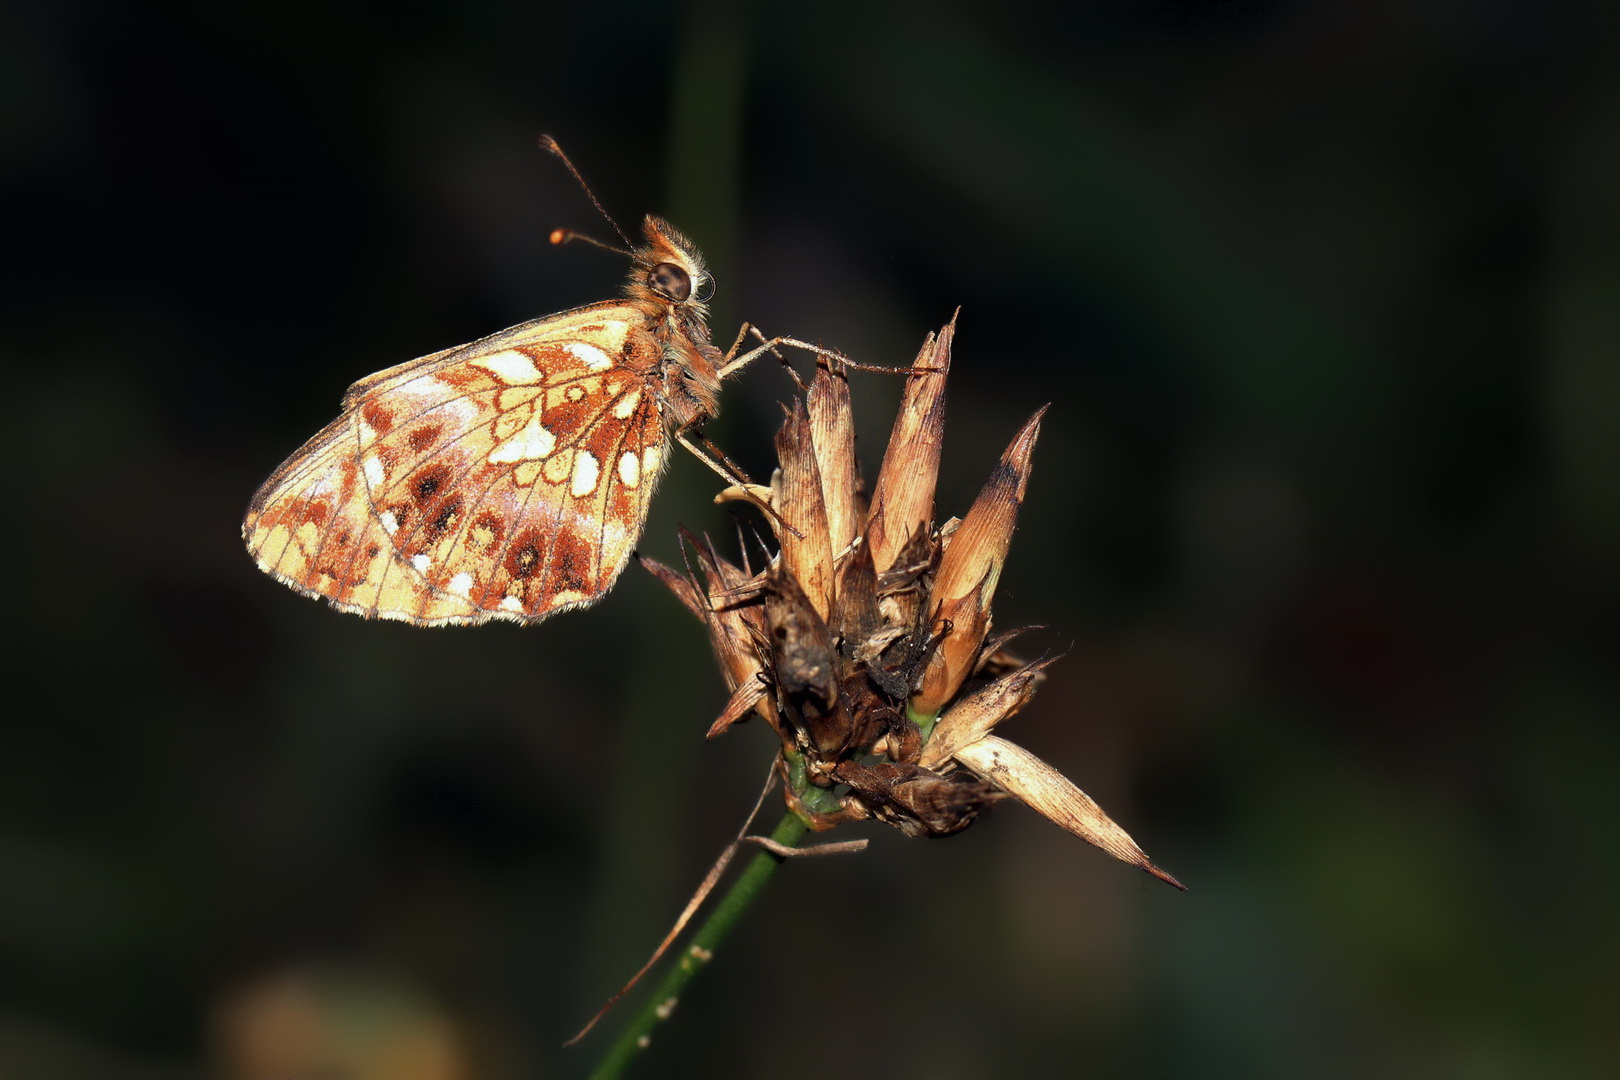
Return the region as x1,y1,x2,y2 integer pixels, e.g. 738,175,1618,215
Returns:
549,228,633,259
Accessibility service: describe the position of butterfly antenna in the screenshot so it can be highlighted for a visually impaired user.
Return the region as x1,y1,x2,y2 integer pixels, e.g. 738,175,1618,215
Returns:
549,228,633,258
539,134,635,250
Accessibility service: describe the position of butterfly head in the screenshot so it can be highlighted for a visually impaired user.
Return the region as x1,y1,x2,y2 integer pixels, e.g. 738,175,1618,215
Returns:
631,216,714,312
630,215,723,427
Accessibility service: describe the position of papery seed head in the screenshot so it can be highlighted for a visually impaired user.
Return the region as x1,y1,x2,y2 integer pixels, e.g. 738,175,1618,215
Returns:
806,358,861,560
930,404,1047,623
918,656,1055,769
773,401,835,621
867,317,954,573
910,575,993,720
953,736,1185,889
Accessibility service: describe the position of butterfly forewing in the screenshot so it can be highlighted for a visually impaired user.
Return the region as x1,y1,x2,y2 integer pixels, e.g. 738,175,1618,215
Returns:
245,302,671,625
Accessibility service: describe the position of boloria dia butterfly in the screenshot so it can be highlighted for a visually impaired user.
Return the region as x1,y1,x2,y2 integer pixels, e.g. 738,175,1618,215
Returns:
244,214,736,626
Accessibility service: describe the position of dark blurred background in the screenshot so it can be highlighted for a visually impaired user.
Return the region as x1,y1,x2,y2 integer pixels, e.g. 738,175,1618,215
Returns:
6,1,1618,1077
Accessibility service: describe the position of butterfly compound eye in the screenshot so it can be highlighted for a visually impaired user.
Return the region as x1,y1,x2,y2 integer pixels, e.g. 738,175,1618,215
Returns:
647,262,692,302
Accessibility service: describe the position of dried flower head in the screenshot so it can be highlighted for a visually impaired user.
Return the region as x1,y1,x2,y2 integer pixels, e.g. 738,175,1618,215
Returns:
643,318,1182,887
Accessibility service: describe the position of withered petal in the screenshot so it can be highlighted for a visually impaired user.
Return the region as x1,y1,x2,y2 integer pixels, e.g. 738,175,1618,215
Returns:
832,760,1001,838
806,357,860,559
707,677,769,739
763,566,850,757
833,534,881,651
952,736,1185,889
910,572,993,720
773,400,835,621
918,656,1056,769
670,533,779,729
931,404,1047,616
637,554,707,620
973,625,1048,681
714,481,774,511
867,315,954,573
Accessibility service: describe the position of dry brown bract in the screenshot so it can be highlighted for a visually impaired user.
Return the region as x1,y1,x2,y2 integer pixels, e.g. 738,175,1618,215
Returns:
642,316,1183,888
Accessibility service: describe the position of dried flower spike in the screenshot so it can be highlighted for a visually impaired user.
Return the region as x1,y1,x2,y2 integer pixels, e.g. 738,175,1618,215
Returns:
912,405,1047,720
866,317,952,574
645,323,1182,888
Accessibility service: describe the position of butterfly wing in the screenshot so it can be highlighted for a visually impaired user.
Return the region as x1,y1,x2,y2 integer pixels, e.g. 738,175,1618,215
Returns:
244,302,671,625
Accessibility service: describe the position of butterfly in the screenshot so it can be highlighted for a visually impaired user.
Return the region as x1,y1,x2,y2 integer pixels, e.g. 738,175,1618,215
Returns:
244,213,751,626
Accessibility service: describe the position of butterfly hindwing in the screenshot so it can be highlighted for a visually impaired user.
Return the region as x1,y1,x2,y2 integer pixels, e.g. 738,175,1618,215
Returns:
245,302,670,625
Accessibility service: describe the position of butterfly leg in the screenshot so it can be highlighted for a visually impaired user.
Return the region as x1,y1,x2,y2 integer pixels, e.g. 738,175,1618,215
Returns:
720,322,783,368
716,324,802,389
719,327,925,381
675,424,755,488
675,423,804,541
718,326,848,382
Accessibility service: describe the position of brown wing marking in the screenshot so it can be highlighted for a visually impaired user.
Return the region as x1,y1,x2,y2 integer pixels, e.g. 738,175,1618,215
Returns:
360,358,666,624
244,306,669,625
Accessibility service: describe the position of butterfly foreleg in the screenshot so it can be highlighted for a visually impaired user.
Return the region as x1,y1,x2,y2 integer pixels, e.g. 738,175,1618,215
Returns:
720,322,780,368
717,326,848,382
719,327,925,381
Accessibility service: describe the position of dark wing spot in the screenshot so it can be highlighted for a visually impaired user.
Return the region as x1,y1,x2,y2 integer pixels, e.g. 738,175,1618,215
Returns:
362,401,395,433
338,459,358,499
407,424,443,453
434,367,478,389
584,422,621,464
547,528,595,594
506,529,545,580
411,465,452,504
422,497,463,541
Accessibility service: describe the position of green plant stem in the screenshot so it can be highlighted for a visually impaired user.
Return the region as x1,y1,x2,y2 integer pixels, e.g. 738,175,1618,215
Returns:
585,808,810,1080
909,703,941,745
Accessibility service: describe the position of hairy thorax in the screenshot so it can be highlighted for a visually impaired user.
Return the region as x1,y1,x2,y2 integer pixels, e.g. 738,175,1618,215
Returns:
654,310,722,429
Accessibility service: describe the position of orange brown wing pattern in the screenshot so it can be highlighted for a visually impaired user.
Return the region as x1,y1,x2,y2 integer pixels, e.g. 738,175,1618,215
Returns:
244,303,671,625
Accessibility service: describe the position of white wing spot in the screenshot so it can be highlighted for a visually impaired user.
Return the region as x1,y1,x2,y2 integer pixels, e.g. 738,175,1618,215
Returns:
612,389,642,419
618,450,640,488
500,595,525,613
565,342,613,371
363,456,385,488
411,554,431,573
571,450,600,497
380,511,400,535
448,572,474,597
471,349,543,384
488,418,557,464
643,443,663,479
